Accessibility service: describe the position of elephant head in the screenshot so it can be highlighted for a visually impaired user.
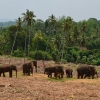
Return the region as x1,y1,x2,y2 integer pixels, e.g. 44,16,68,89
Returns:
88,66,98,79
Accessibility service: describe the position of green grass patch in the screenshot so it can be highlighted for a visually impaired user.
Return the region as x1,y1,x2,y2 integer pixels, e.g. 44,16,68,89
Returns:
0,71,30,79
47,77,76,82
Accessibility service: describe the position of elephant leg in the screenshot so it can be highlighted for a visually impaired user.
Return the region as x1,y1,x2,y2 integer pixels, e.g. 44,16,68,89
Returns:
81,74,84,79
35,67,37,72
66,75,67,78
48,73,51,77
3,72,5,77
49,73,52,78
92,75,94,79
46,72,49,77
61,74,63,78
58,74,60,79
28,68,30,76
77,73,80,79
71,73,73,78
23,68,25,75
84,74,87,79
50,73,52,78
9,70,12,77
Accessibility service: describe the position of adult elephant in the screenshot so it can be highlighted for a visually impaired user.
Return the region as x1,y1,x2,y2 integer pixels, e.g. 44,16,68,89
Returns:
44,66,56,78
65,68,73,78
0,64,17,78
44,65,64,79
22,61,33,76
77,64,98,79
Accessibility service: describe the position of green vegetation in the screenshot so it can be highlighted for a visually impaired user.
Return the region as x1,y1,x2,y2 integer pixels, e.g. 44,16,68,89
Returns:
47,77,76,82
0,10,100,65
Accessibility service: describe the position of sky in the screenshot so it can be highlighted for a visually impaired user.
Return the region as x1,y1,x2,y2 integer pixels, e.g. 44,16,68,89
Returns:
0,0,100,22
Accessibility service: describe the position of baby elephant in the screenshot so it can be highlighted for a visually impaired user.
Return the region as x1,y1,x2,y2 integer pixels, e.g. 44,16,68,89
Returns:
65,68,73,78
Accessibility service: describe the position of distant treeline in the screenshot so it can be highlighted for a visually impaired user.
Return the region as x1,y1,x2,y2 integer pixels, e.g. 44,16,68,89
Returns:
0,21,16,28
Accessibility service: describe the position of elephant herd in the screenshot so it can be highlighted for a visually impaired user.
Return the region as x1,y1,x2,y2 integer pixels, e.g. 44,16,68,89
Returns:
0,60,37,78
0,60,98,79
44,64,98,79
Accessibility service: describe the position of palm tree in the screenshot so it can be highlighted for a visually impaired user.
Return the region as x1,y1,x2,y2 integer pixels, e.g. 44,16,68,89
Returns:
22,9,36,56
9,17,22,64
48,14,56,35
80,20,87,49
73,25,79,46
61,16,73,62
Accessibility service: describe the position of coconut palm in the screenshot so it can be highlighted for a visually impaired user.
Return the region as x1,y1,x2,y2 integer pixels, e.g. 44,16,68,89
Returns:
22,9,36,56
48,14,56,35
73,25,79,46
61,16,73,62
80,20,87,49
9,17,22,64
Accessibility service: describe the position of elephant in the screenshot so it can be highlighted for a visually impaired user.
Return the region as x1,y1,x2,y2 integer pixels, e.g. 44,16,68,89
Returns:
0,64,17,78
54,66,64,79
77,64,98,79
65,68,73,78
22,61,33,76
44,65,64,79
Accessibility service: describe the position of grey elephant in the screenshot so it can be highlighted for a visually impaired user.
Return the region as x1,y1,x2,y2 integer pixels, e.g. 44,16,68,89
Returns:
44,65,64,79
77,64,98,79
22,61,33,76
0,64,17,78
65,68,73,78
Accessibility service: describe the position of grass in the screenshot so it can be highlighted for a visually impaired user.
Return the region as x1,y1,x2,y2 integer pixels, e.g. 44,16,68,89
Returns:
47,77,77,82
0,71,30,79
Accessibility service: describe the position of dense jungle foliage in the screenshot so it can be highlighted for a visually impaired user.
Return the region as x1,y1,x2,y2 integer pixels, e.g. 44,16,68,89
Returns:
0,9,100,65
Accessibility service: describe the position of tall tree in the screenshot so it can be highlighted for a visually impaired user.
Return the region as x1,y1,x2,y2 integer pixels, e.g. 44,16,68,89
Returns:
61,16,73,62
9,17,22,64
48,14,56,35
80,20,87,49
73,24,79,46
22,9,36,56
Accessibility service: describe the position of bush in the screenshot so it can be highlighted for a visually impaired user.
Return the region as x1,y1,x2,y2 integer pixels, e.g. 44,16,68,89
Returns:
29,50,52,60
61,59,67,64
12,49,24,57
65,54,74,62
91,59,100,65
0,51,3,55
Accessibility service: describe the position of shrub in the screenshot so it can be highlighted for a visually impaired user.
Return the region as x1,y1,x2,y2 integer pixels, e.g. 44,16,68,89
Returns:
0,51,3,55
12,49,24,57
65,54,74,62
61,59,67,64
29,50,52,60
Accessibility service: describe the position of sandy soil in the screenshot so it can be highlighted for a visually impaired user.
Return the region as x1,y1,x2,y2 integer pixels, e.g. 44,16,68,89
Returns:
0,56,100,100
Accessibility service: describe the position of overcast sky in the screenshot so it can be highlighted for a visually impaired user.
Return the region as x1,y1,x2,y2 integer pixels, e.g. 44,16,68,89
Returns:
0,0,100,22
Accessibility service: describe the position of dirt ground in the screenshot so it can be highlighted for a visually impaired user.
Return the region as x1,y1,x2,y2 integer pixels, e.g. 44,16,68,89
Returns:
0,56,100,100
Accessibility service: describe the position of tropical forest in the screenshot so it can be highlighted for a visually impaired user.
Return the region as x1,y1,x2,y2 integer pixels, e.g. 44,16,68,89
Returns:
0,9,100,65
